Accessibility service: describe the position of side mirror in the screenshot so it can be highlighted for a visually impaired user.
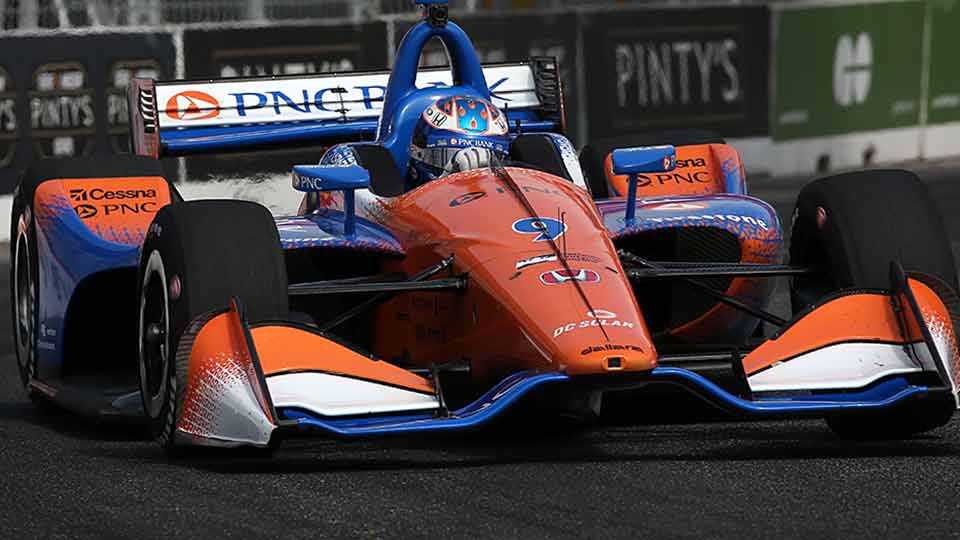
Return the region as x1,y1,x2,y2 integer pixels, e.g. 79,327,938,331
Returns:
610,145,676,224
292,164,371,236
611,145,676,175
292,164,370,193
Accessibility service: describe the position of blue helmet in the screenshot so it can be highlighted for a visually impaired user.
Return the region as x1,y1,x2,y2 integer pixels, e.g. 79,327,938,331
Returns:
409,95,510,183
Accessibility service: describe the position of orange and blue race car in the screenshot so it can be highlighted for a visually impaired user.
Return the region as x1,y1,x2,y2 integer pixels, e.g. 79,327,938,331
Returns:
10,0,960,453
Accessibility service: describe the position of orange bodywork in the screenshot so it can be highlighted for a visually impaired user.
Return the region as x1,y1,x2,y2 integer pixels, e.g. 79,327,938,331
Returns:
253,324,434,394
604,143,744,198
179,308,276,437
742,279,953,376
326,167,660,381
34,176,171,245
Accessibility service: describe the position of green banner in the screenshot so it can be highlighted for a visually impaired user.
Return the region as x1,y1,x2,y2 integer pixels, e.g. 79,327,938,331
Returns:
773,2,925,140
927,0,960,124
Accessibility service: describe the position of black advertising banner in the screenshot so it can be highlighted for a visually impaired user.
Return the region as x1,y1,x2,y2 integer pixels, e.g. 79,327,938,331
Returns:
0,32,175,194
182,22,390,178
581,7,770,141
394,14,580,143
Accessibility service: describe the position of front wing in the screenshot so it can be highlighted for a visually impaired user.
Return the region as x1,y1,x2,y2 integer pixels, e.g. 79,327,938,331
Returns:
167,272,959,448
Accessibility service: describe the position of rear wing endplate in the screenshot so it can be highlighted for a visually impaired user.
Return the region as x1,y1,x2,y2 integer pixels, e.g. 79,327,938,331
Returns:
129,58,563,157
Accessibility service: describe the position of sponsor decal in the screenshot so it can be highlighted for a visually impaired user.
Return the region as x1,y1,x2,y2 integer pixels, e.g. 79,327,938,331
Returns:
293,173,325,191
647,202,709,211
539,268,601,285
449,191,486,207
512,217,567,242
614,38,741,110
833,33,872,107
580,344,644,355
644,212,769,230
450,184,566,209
675,158,707,168
69,187,160,218
165,90,221,121
636,172,712,187
554,317,635,338
587,309,617,319
74,204,97,219
30,62,95,158
69,188,158,201
514,252,602,272
516,254,557,270
0,66,16,166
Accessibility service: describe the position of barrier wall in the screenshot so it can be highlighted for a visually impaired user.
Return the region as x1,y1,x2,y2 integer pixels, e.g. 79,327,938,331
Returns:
0,32,176,194
0,1,957,198
580,7,770,141
771,0,960,174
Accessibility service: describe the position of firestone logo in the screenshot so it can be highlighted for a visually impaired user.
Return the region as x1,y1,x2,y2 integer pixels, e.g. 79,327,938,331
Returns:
165,90,221,121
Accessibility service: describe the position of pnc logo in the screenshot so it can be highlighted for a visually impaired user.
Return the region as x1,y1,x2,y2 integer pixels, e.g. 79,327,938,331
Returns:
165,90,221,121
833,33,872,107
74,204,97,219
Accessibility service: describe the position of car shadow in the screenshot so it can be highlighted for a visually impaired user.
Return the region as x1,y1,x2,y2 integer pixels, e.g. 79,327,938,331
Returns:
4,388,956,473
100,417,960,475
0,396,149,442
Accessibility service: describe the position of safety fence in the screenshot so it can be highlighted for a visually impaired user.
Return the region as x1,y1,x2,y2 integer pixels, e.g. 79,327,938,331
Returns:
0,0,957,193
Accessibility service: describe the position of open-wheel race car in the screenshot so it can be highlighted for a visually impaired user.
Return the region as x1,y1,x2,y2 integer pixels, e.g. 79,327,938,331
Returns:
10,0,960,453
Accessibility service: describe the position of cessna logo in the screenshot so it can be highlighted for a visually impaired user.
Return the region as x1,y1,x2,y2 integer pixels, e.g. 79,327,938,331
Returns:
74,204,97,219
69,188,157,201
539,268,601,285
834,33,872,106
675,158,706,168
165,90,221,121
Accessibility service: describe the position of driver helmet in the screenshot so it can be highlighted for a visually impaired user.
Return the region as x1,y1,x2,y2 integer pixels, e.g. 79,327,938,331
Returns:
409,95,510,184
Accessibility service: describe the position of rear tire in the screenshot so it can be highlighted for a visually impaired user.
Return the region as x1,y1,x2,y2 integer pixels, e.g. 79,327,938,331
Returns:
789,169,958,438
10,156,175,410
137,200,288,453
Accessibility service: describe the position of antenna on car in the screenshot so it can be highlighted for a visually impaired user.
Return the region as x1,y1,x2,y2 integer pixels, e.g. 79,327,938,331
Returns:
413,0,449,27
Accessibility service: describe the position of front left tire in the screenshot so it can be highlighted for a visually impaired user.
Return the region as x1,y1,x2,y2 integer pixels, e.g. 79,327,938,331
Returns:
137,200,288,453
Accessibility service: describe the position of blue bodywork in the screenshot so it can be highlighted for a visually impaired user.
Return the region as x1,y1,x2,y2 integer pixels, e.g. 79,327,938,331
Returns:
32,191,143,377
282,369,932,437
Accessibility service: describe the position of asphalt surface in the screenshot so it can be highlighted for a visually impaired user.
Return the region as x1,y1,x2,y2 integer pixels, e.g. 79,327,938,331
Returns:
3,164,960,538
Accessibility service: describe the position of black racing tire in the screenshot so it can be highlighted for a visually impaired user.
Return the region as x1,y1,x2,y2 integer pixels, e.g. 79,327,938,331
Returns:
10,156,174,410
579,129,724,198
788,169,958,438
137,200,288,453
789,169,957,311
825,390,956,440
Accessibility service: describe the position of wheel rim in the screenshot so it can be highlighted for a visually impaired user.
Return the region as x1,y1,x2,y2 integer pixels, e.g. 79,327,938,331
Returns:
13,227,35,384
138,250,170,419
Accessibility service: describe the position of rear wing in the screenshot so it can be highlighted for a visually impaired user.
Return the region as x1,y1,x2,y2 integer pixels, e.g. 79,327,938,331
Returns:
129,58,563,158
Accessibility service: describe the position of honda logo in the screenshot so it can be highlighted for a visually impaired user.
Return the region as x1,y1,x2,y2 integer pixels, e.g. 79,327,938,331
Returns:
539,268,601,285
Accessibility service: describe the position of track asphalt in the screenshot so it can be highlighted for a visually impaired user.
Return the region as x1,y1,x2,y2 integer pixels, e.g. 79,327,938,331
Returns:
1,165,960,538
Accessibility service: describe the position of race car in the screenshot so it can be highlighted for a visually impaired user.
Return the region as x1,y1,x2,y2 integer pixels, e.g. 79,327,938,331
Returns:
10,0,960,453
